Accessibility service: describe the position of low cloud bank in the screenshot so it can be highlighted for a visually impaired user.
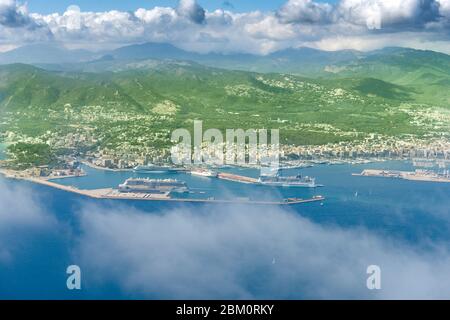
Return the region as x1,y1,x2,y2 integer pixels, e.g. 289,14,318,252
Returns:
0,178,56,264
75,203,450,299
1,176,449,299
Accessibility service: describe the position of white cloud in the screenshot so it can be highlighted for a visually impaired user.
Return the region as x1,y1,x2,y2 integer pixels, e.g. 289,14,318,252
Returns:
0,0,30,27
337,0,441,30
74,203,450,299
0,178,56,264
310,31,450,52
277,0,334,24
0,0,449,55
437,0,450,17
177,0,205,24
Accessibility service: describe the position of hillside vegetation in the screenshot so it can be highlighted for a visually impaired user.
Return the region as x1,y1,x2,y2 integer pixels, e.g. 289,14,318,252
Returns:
0,49,449,165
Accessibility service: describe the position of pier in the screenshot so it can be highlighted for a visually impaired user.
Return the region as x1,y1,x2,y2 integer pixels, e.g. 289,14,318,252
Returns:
101,190,325,206
0,169,325,206
354,169,450,183
217,172,259,184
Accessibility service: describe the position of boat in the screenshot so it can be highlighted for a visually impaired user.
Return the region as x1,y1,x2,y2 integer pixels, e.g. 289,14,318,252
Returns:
190,168,218,178
118,178,188,194
133,164,179,173
258,173,322,188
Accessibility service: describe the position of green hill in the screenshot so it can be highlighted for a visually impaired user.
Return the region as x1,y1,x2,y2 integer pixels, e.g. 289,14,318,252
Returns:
0,60,448,165
326,48,450,106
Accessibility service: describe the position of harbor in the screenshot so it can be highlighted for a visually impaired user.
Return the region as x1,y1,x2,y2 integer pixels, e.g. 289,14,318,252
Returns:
0,168,325,206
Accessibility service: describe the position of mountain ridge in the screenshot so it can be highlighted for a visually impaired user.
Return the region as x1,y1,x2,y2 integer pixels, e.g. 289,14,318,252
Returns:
2,42,449,76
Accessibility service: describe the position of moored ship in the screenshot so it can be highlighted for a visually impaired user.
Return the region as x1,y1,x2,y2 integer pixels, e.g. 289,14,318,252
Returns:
133,164,179,173
118,178,188,193
258,173,321,188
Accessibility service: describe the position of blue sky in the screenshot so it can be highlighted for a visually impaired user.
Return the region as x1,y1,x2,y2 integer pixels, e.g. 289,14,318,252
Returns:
27,0,336,14
3,0,449,54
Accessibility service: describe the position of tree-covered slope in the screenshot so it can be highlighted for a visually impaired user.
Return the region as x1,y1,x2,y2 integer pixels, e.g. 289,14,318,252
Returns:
326,47,450,106
1,60,446,157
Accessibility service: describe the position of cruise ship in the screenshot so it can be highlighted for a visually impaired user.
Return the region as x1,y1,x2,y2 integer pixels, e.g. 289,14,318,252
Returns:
258,173,321,188
118,178,188,194
133,164,179,173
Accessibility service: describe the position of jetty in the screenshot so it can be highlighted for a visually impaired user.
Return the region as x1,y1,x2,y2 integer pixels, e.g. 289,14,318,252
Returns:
0,169,324,206
353,169,450,183
217,172,259,184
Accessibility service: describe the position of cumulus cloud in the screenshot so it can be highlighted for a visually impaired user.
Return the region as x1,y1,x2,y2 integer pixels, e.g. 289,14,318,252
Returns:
277,0,447,29
0,0,30,27
0,178,56,264
177,0,205,24
277,0,334,24
74,203,450,299
0,0,450,54
439,0,450,16
0,0,51,47
337,0,441,30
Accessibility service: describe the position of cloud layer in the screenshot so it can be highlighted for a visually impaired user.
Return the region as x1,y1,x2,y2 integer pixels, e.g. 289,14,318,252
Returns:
0,178,55,264
75,203,450,299
0,0,449,53
1,176,450,299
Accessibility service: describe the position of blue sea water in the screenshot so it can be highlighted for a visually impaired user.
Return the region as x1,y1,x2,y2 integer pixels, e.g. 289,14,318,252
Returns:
1,160,450,299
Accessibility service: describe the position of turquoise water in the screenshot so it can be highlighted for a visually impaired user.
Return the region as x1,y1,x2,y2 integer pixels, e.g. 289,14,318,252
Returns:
1,160,450,299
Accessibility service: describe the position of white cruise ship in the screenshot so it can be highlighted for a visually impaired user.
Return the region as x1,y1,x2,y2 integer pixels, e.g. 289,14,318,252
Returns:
258,173,321,188
118,178,188,194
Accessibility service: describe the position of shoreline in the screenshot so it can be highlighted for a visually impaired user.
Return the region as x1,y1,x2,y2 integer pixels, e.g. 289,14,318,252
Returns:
0,168,324,206
81,161,134,172
78,156,393,172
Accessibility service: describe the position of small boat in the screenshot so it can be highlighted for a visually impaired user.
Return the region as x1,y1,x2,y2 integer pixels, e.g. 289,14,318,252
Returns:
190,168,218,178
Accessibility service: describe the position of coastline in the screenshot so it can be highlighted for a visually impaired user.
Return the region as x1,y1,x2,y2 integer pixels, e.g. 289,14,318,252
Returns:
81,160,134,172
0,168,324,206
0,168,107,198
79,157,389,172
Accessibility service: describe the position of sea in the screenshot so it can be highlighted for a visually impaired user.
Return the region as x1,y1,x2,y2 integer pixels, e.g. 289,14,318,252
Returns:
1,149,450,299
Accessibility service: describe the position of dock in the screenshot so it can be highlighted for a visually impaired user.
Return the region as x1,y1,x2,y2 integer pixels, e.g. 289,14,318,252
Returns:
217,172,259,184
101,191,325,206
0,169,324,206
354,169,450,183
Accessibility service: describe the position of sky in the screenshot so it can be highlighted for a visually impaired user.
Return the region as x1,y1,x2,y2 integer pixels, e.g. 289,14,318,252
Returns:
0,0,450,54
26,1,338,14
